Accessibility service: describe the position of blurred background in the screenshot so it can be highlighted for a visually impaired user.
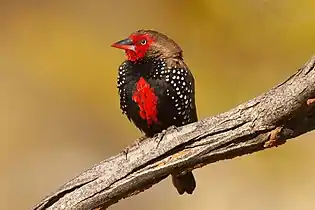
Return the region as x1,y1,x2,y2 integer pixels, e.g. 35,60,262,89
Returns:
1,0,315,209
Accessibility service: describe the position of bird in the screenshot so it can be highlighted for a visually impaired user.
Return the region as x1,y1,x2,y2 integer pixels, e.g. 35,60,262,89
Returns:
111,29,198,195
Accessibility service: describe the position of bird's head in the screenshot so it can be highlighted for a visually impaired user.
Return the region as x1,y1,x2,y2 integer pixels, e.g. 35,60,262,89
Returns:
111,30,183,62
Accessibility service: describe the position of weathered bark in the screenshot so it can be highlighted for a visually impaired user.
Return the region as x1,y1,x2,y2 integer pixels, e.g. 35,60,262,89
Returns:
33,56,315,210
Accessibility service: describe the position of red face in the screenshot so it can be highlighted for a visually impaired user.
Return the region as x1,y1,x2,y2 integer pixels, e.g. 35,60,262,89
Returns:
111,33,155,62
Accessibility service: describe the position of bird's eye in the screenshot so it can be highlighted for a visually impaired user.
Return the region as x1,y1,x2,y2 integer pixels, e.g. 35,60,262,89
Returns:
140,39,147,45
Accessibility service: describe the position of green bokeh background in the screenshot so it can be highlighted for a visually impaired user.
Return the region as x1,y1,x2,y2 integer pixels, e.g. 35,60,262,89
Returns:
1,1,315,209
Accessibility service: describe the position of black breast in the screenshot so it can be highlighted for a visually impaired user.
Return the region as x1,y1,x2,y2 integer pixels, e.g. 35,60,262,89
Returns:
117,58,197,137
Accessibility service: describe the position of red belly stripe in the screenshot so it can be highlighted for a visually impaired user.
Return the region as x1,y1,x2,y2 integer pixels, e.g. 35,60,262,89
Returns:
132,77,158,126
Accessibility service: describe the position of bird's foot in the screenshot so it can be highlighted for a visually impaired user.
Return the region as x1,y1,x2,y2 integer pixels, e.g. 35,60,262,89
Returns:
122,135,147,160
153,125,180,148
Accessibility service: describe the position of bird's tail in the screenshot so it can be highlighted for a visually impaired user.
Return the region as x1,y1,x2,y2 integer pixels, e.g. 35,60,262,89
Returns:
171,171,196,195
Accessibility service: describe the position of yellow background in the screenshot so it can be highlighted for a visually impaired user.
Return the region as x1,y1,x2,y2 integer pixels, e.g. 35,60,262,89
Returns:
1,1,315,209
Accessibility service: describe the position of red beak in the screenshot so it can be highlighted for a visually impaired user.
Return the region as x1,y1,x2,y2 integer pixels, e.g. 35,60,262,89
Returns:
111,38,136,51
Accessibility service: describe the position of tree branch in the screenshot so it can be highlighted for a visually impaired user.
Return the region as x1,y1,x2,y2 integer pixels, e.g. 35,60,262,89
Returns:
33,55,315,210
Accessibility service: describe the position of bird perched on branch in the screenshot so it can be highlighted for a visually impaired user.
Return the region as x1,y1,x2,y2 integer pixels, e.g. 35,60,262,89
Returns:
111,30,198,195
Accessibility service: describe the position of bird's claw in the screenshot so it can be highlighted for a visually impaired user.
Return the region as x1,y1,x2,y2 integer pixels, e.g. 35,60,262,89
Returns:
169,125,180,132
122,136,147,160
154,125,179,148
122,147,131,160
